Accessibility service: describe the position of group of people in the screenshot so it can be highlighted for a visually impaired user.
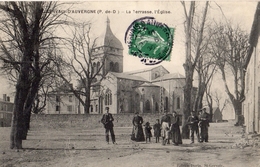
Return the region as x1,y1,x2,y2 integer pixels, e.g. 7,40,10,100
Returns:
128,110,183,146
187,107,210,144
100,106,210,146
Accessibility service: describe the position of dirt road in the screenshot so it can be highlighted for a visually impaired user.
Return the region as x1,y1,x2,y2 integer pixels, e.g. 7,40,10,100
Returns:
1,121,260,167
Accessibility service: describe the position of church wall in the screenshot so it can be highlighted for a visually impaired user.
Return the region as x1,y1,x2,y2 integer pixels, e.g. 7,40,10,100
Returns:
136,86,161,113
105,54,123,73
117,78,145,113
100,74,118,114
151,67,169,80
152,78,185,115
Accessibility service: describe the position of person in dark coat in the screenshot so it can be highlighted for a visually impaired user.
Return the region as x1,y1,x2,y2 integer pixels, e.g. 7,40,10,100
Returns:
199,107,210,142
144,122,152,143
131,112,145,142
187,111,199,144
153,119,161,143
170,111,182,146
101,107,116,144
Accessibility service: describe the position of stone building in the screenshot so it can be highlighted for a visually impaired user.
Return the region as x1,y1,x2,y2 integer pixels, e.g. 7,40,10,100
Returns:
0,94,14,127
46,18,187,116
46,83,82,114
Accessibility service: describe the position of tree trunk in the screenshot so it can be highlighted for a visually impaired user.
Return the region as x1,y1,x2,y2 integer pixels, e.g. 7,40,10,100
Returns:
233,100,243,126
209,105,213,122
22,73,41,140
84,90,90,114
10,77,30,149
182,69,193,139
194,82,205,113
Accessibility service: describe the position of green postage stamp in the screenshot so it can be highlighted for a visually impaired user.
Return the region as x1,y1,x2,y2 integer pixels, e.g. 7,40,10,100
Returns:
125,16,174,65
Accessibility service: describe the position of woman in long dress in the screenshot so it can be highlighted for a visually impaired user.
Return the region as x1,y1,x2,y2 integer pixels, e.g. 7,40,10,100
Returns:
131,112,145,142
170,111,182,145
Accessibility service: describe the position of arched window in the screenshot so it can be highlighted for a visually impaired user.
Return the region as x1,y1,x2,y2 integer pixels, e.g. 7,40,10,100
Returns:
145,100,150,111
154,72,159,79
114,62,119,72
155,102,159,112
93,62,96,74
109,92,112,105
105,89,112,105
105,94,108,105
165,97,168,111
177,97,180,109
97,62,100,73
110,62,114,71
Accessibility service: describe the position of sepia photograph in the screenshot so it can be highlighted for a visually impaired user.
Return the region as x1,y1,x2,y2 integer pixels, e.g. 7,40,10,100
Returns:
0,1,259,166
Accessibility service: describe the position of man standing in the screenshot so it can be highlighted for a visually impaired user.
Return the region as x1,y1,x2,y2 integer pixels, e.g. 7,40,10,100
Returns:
101,107,116,144
187,111,199,144
199,107,210,142
161,110,171,145
170,111,182,146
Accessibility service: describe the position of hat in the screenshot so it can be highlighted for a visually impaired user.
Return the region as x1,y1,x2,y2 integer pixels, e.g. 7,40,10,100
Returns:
135,111,139,114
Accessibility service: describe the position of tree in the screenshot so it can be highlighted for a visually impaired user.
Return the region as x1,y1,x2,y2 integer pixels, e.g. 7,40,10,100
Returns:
205,76,214,122
56,22,111,114
0,2,68,149
209,22,249,126
212,89,230,113
181,1,209,138
193,38,217,113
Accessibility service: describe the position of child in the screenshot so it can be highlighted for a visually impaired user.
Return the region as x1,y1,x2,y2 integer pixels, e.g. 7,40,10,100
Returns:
153,119,161,143
144,122,152,143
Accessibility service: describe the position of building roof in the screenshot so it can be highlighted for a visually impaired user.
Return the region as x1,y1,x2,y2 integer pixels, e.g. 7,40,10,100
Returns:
245,2,260,69
152,73,185,82
109,72,148,82
135,82,160,87
95,17,123,50
125,65,169,75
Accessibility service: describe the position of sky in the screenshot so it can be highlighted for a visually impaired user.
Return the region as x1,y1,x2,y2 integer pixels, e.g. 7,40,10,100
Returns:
0,1,258,118
68,1,257,74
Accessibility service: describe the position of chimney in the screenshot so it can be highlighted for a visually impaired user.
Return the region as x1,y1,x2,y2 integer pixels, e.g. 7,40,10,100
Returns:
3,94,6,101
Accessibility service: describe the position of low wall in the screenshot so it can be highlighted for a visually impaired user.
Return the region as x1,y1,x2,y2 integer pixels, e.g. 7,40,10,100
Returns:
30,113,164,129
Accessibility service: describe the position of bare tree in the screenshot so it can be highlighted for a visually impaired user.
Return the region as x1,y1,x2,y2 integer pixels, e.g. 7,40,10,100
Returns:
0,2,69,149
181,1,209,138
56,22,112,114
209,22,249,126
194,40,217,113
205,75,214,122
212,89,230,113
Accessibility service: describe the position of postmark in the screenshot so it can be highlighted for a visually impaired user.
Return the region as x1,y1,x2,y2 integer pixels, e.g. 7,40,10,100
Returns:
125,16,174,65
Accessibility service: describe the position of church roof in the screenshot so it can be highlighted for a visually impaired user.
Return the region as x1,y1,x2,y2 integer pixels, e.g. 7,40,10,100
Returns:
109,72,147,82
152,73,185,82
95,17,123,50
125,65,169,75
136,82,159,87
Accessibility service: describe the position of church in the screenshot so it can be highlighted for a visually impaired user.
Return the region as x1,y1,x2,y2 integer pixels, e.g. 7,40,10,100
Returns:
46,18,186,115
